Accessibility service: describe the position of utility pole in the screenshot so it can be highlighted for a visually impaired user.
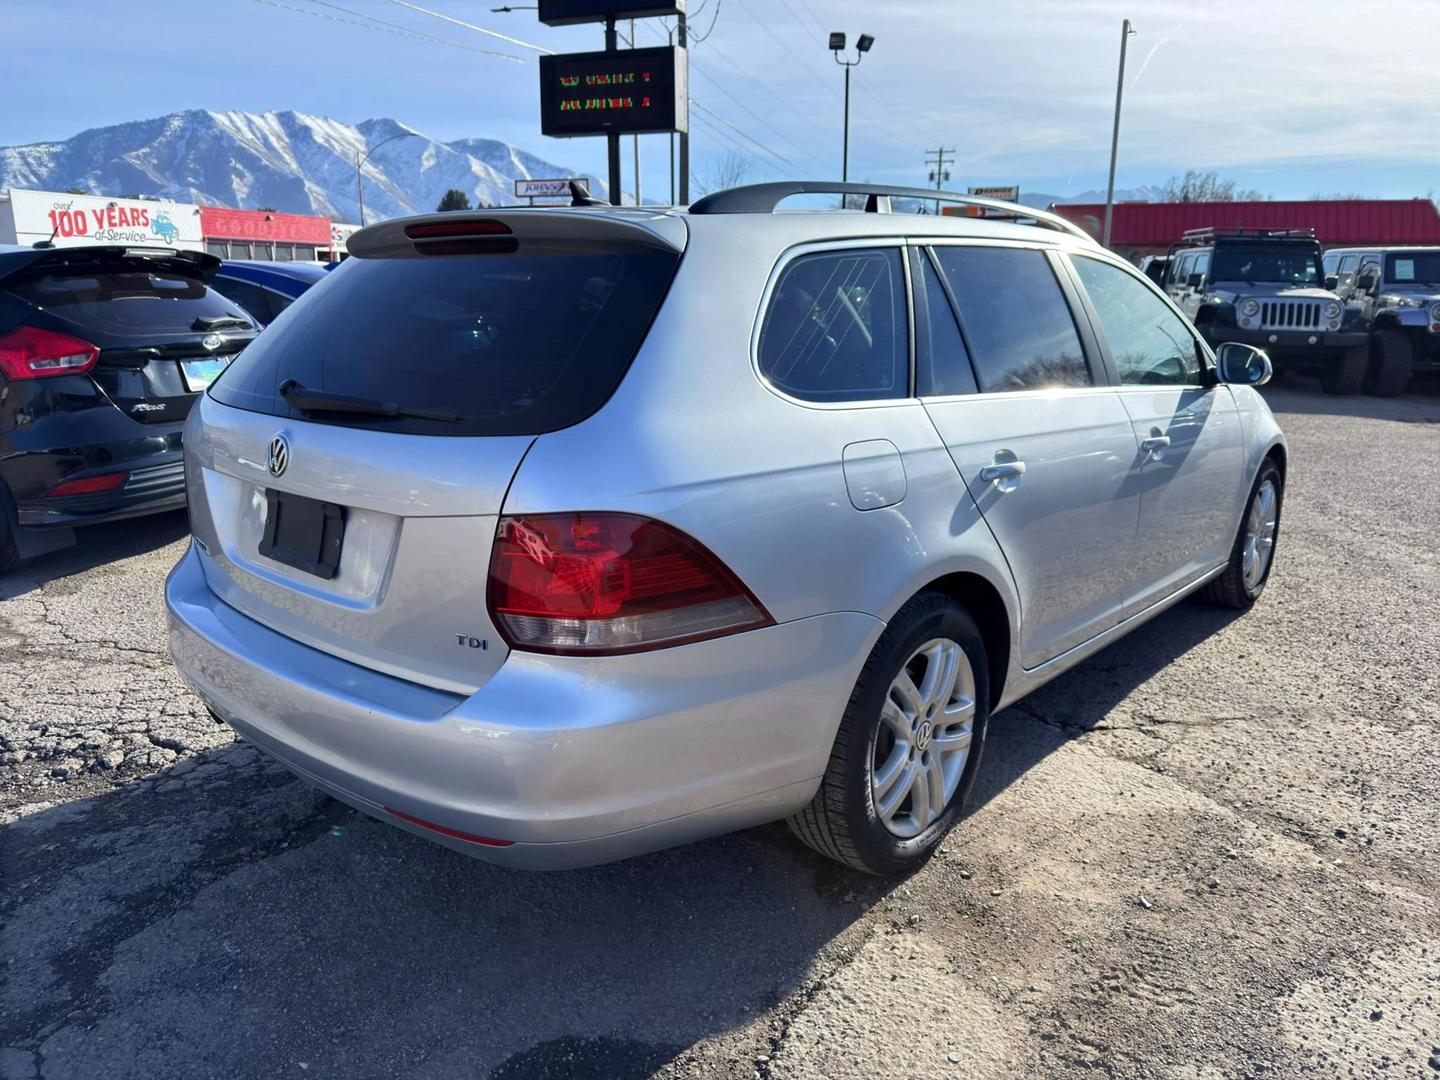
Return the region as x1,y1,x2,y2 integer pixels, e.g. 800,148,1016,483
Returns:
677,8,689,203
925,147,955,192
605,16,622,206
1103,18,1136,249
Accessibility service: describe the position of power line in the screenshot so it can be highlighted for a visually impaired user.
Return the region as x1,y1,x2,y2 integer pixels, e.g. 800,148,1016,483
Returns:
384,0,555,53
244,0,525,61
691,100,797,169
792,0,829,37
728,0,840,101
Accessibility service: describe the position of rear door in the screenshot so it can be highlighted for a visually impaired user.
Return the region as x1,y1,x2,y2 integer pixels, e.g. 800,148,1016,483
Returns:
1064,252,1244,611
918,242,1141,670
188,213,684,694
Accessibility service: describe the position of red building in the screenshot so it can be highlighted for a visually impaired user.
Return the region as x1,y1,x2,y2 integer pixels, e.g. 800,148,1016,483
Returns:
1052,199,1440,258
199,206,333,262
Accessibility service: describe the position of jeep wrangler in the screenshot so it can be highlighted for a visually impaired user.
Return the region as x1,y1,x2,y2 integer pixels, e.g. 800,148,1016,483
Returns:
1323,246,1440,397
1164,228,1367,394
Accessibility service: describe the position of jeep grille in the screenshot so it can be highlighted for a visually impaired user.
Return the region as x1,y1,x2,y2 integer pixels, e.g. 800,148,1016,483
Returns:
1259,300,1324,330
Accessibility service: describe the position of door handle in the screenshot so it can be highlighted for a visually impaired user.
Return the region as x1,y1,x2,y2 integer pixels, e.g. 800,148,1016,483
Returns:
1141,431,1171,461
979,459,1026,492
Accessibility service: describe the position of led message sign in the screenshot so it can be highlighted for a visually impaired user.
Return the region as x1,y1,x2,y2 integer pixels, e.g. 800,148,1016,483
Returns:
538,1,684,27
539,46,688,137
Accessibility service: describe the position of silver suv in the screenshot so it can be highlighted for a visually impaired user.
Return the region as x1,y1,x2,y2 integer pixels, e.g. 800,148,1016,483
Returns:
1323,246,1440,396
166,182,1288,875
1165,227,1368,394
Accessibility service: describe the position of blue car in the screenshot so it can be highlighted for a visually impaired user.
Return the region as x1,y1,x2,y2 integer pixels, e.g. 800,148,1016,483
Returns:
209,260,330,325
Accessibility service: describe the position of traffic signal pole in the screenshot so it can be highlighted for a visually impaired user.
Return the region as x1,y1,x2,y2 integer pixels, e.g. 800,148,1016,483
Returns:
677,8,689,204
605,16,622,206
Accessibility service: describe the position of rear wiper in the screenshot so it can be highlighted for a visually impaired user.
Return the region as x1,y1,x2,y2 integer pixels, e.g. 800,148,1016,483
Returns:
192,315,253,332
279,380,464,423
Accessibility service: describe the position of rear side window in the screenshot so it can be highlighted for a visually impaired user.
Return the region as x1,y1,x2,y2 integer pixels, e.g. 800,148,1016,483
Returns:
6,269,253,336
210,248,679,436
211,277,279,323
914,251,976,397
932,246,1089,393
758,248,907,402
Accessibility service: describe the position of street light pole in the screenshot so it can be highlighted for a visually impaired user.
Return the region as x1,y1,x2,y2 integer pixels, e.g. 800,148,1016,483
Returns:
1102,18,1136,249
830,32,874,183
355,131,419,227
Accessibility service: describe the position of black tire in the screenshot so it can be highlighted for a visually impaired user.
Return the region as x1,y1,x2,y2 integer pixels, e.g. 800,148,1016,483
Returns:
788,592,990,875
1321,346,1367,395
1202,459,1283,610
0,486,26,576
1365,329,1414,398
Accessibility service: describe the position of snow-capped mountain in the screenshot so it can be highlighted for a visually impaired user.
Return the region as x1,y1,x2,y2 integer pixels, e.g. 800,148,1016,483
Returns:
0,110,601,222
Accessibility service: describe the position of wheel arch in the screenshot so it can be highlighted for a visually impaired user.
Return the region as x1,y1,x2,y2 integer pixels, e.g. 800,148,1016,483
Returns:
911,570,1012,712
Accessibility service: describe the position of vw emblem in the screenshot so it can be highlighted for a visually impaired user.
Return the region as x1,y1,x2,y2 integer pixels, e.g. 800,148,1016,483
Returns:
915,719,933,752
267,435,289,478
201,333,223,351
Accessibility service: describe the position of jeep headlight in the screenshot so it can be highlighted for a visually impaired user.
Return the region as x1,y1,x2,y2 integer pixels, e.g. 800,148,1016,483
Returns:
1240,298,1260,317
1323,301,1341,319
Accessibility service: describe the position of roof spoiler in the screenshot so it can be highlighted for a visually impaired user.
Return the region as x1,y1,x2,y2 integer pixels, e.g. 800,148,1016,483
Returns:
3,245,221,281
347,209,686,258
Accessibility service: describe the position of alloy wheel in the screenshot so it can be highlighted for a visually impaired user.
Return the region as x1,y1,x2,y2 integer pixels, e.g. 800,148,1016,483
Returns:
871,637,976,838
1242,479,1278,592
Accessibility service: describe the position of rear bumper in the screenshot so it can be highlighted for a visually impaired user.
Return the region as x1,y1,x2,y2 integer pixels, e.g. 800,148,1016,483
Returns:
1202,325,1367,355
166,543,881,869
5,433,186,528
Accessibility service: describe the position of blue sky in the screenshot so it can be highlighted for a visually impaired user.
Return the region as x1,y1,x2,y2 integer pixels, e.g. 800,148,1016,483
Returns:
2,0,1436,201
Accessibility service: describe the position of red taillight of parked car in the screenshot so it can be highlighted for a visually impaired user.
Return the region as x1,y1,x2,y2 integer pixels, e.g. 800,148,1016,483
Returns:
47,472,129,497
0,326,100,380
487,512,772,655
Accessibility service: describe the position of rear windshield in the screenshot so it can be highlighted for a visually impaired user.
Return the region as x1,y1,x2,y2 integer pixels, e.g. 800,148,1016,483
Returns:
209,248,680,435
6,269,254,336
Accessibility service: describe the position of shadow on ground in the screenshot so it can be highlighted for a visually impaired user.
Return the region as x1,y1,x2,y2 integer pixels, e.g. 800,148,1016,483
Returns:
0,510,189,600
1,587,1254,1080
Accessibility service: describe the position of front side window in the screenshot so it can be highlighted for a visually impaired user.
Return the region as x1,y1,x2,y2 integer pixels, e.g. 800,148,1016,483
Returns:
932,246,1090,393
758,247,907,402
1072,256,1203,386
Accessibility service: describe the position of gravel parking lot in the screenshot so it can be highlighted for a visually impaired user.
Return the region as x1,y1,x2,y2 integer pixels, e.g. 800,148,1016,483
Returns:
2,382,1438,1080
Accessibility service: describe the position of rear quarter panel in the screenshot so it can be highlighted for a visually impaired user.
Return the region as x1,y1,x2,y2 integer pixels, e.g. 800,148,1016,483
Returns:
503,220,1020,636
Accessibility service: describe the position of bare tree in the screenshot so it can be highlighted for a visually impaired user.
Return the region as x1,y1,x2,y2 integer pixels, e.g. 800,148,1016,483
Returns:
1161,170,1264,202
693,149,755,196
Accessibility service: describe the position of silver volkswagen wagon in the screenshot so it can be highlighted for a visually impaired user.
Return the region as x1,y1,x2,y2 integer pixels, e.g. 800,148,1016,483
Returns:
167,183,1286,874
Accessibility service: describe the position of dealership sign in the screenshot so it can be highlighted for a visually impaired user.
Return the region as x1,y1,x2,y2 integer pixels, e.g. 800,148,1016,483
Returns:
199,206,331,245
514,178,588,199
538,0,684,26
0,188,204,250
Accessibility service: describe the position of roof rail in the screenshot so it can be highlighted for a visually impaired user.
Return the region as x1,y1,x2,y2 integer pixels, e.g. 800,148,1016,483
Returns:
1179,226,1317,243
688,181,1095,244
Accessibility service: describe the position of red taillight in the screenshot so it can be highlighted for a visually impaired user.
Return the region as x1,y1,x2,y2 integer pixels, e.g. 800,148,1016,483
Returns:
0,326,100,380
487,512,772,655
47,471,128,497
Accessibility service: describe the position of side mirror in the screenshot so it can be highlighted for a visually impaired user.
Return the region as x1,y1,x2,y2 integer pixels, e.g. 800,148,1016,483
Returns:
1325,274,1339,290
1187,272,1204,288
1215,342,1272,387
1357,271,1378,292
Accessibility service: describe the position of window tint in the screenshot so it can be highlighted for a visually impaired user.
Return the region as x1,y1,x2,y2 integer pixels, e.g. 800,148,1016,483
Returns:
1072,256,1203,386
6,268,254,336
932,246,1089,393
211,277,276,322
210,247,680,436
758,248,907,402
915,251,976,397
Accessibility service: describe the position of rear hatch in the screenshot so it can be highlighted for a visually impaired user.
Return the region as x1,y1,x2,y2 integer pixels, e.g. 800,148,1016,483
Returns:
3,247,257,424
188,209,686,693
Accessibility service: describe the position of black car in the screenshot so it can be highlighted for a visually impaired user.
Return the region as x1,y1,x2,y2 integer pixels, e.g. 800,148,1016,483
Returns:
0,244,258,571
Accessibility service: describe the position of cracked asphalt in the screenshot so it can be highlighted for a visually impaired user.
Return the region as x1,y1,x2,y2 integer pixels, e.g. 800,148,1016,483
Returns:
2,382,1438,1079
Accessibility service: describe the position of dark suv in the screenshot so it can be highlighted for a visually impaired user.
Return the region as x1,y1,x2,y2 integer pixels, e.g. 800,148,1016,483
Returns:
1164,227,1367,394
0,244,257,571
